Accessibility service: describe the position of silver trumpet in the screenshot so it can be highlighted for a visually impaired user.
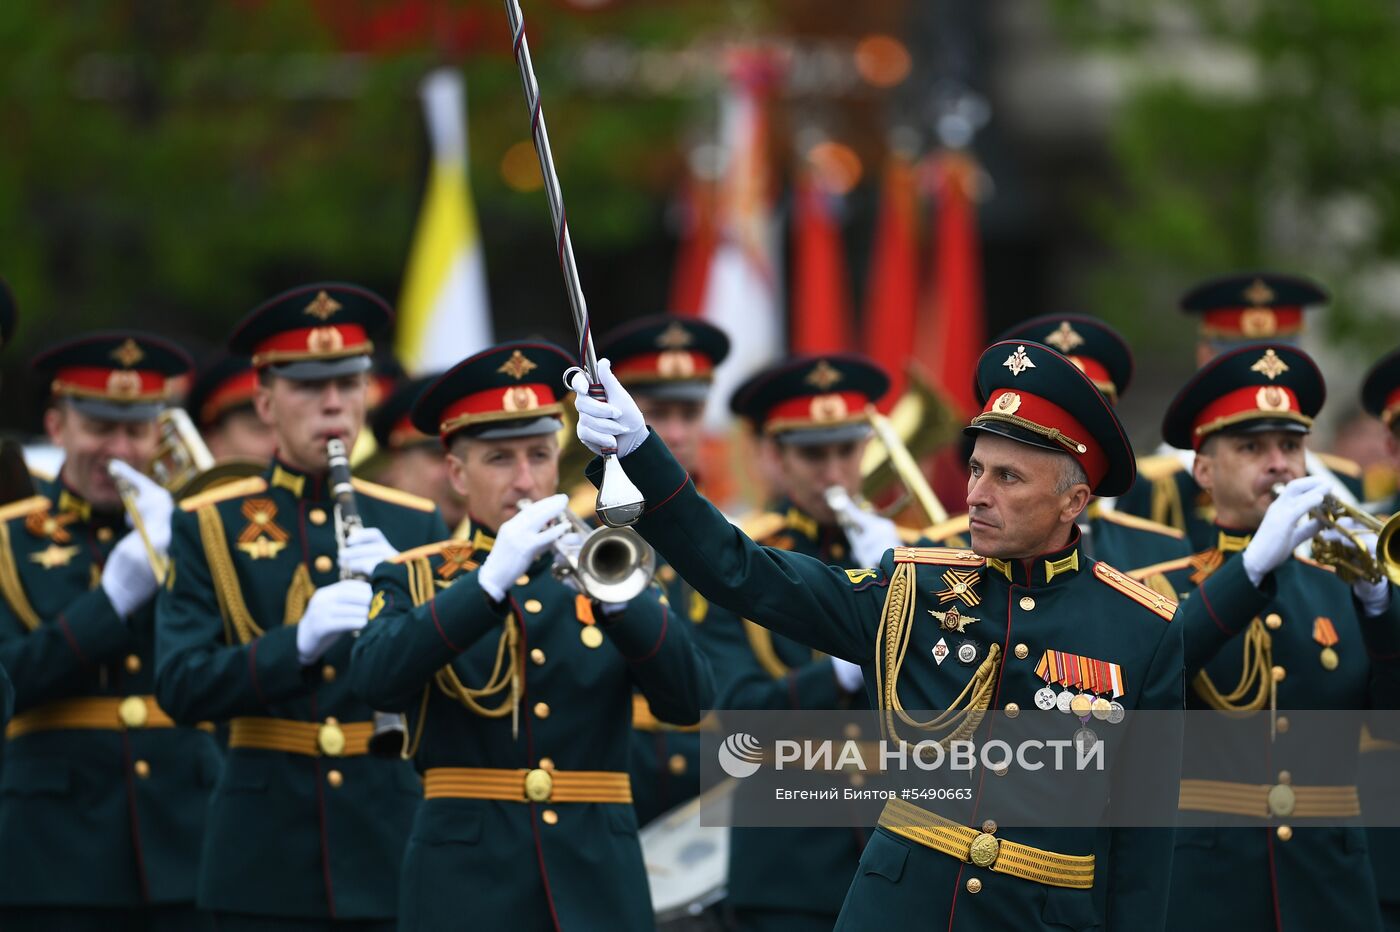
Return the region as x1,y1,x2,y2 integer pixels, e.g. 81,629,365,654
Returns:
327,437,408,759
518,498,655,603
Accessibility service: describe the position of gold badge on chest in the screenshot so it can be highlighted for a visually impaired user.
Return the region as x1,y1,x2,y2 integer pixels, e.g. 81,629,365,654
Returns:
237,498,289,560
928,604,979,634
29,543,80,569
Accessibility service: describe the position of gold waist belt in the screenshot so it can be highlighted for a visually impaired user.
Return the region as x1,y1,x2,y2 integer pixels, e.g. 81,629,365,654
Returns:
228,716,373,758
878,797,1095,890
1178,778,1360,819
423,766,633,804
630,694,718,733
6,695,174,739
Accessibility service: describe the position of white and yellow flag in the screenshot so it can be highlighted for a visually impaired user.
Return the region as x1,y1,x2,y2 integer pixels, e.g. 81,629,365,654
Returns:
396,68,494,373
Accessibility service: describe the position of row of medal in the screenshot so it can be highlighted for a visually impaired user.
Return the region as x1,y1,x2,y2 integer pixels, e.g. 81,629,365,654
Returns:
1032,649,1125,752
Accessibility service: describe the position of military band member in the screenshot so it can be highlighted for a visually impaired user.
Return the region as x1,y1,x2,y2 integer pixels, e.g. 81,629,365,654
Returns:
349,341,715,931
1131,344,1400,931
1114,273,1364,546
693,353,901,931
184,354,278,462
156,283,448,930
367,374,468,532
573,340,1185,931
1359,347,1400,931
928,315,1192,576
0,332,219,930
596,314,735,826
1362,349,1400,519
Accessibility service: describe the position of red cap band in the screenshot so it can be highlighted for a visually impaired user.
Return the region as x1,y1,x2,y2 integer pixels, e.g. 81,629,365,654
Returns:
439,383,563,436
251,324,371,367
52,366,168,402
763,391,869,434
976,389,1107,488
1200,307,1304,340
613,351,715,383
200,369,259,425
1191,383,1309,448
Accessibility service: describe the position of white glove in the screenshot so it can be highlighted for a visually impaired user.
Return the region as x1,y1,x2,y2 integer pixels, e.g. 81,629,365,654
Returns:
1242,475,1328,586
477,495,572,602
340,526,398,579
296,579,373,664
108,460,174,556
842,507,902,568
832,657,864,693
101,531,160,618
569,359,648,458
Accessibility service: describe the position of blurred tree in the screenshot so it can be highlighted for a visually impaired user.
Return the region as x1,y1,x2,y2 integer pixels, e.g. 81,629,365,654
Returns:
1052,0,1400,355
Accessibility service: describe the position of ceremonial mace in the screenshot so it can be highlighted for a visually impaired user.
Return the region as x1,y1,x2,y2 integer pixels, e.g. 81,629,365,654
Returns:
504,0,645,528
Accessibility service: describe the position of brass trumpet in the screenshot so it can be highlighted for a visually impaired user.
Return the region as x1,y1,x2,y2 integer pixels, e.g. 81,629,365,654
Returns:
520,498,655,604
1272,482,1400,585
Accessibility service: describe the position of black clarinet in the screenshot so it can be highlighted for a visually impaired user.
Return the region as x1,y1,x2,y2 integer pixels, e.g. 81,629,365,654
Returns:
326,438,407,759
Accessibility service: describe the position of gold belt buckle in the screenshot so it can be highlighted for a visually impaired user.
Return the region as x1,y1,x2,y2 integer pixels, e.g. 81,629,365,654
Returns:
524,768,554,803
118,696,149,729
1267,783,1296,818
318,719,347,757
969,832,1000,868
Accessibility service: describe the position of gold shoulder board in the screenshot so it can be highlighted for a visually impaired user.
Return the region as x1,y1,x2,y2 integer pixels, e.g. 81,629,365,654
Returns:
1315,451,1363,479
892,546,986,566
1136,454,1185,482
391,539,453,565
0,495,53,523
1096,509,1186,539
1093,562,1177,621
350,478,437,513
179,476,268,512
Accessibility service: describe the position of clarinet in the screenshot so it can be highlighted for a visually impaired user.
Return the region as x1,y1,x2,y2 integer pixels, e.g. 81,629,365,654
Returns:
326,438,407,759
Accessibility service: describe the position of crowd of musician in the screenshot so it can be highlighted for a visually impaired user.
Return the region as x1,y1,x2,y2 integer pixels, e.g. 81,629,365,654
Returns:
0,272,1398,931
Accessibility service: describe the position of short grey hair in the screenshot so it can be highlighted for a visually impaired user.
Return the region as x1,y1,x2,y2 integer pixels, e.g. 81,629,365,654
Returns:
1053,453,1090,495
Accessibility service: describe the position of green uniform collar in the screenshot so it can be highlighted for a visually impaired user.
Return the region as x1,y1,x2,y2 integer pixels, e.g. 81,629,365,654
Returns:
264,458,330,501
1213,525,1254,554
985,527,1085,589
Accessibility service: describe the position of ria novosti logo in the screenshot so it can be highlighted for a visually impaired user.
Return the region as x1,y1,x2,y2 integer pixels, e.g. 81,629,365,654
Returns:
717,733,764,778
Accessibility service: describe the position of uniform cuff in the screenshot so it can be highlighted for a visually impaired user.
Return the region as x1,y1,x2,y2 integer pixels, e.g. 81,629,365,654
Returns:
586,430,691,519
599,594,669,662
429,572,512,655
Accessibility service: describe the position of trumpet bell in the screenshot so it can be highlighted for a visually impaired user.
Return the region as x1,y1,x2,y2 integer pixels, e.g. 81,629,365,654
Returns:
576,526,656,603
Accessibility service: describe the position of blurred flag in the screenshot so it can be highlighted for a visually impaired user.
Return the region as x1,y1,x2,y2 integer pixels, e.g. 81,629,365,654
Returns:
791,165,854,354
919,150,986,509
862,152,920,409
699,55,783,429
667,175,718,318
396,68,493,374
918,150,985,418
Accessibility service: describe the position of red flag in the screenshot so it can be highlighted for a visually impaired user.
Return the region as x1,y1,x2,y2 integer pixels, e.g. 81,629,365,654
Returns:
791,169,854,353
921,150,985,417
668,176,717,317
918,150,985,511
862,154,920,409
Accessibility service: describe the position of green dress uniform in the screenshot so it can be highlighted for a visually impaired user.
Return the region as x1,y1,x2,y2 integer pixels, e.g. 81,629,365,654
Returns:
154,283,450,929
156,462,445,925
0,333,219,931
1112,273,1363,547
1144,341,1400,932
0,277,17,724
347,341,716,932
595,313,738,829
629,560,728,826
588,340,1186,932
1359,348,1400,931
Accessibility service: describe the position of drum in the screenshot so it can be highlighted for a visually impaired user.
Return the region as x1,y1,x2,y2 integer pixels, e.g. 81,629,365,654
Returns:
641,779,736,929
